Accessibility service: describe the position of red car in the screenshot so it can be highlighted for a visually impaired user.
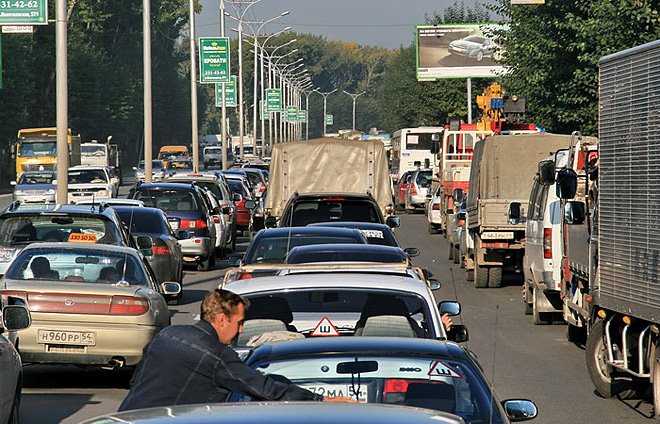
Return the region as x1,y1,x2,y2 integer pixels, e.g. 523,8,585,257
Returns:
396,171,414,207
226,177,253,232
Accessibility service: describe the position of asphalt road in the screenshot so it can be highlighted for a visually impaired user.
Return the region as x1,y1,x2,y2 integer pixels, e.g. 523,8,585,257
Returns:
2,188,653,422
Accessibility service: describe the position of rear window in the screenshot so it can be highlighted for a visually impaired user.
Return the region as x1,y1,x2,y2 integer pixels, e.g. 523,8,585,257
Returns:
0,215,121,246
291,200,380,226
416,171,433,188
245,235,361,264
68,169,108,184
117,210,164,234
405,133,434,151
227,180,249,197
195,182,224,200
285,247,406,264
134,189,199,212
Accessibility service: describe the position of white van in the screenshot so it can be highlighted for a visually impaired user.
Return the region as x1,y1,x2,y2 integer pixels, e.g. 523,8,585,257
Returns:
522,151,567,325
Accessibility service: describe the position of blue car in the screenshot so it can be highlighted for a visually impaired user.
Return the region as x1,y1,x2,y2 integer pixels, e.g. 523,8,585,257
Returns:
11,170,57,204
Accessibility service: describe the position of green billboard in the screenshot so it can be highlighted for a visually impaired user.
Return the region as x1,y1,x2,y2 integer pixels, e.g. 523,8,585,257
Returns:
199,37,230,84
265,88,282,112
0,0,48,25
215,76,236,108
325,114,334,125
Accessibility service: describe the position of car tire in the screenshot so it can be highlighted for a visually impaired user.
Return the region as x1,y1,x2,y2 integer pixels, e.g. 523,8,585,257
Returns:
215,245,226,259
448,245,454,261
566,323,586,345
476,51,484,61
197,256,211,271
473,256,489,288
428,222,436,234
653,343,660,417
8,383,20,424
488,266,502,288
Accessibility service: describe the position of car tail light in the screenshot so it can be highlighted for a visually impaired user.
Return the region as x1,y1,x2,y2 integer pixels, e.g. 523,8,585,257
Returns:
432,203,440,210
259,183,266,193
213,216,221,224
110,296,149,315
152,245,171,255
322,197,345,201
409,185,417,195
181,219,207,229
543,228,552,259
238,273,253,280
401,183,408,190
1,291,28,304
383,379,432,403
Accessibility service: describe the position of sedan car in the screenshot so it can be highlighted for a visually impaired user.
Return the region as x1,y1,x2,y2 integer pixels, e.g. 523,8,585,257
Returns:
134,160,167,183
448,35,499,62
82,403,467,424
0,243,180,367
427,184,443,234
10,170,57,204
224,176,254,234
0,302,31,424
231,338,537,423
67,165,117,203
396,171,414,208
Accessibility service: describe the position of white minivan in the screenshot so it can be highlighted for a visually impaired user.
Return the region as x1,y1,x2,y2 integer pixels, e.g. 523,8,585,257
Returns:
522,151,567,325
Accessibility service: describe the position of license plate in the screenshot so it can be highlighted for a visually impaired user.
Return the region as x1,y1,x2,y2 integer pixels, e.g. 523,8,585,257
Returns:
169,220,180,230
481,231,514,240
301,384,368,402
38,330,96,346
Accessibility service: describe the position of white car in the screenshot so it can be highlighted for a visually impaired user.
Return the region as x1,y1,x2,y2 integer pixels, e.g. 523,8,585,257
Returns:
427,184,443,233
201,188,228,257
0,302,31,424
134,160,167,182
67,166,117,203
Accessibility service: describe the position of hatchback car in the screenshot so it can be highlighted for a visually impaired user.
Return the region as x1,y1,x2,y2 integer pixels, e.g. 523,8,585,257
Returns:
1,243,179,367
225,176,253,234
396,171,414,208
129,183,217,271
406,169,433,213
231,338,537,423
10,170,57,204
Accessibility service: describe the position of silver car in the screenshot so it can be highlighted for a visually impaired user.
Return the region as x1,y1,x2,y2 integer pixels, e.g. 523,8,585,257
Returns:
0,301,31,424
134,160,167,182
10,170,57,204
448,35,500,62
405,169,433,213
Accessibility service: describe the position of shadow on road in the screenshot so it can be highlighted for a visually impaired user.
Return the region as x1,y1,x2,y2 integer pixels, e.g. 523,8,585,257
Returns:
21,393,99,424
23,365,133,389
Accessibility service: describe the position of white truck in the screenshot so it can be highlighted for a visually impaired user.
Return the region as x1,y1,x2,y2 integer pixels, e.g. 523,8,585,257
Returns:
80,137,121,183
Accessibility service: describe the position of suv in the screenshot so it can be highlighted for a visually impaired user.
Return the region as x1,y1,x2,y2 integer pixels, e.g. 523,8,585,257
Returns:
129,182,217,271
405,169,433,213
67,165,118,203
0,203,137,276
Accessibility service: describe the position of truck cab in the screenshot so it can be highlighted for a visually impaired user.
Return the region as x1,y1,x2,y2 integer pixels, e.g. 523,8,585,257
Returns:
14,128,81,179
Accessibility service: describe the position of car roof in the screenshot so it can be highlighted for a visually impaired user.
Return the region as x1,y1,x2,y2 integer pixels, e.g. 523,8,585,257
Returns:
287,243,406,256
309,221,391,231
247,337,467,364
253,227,365,238
291,193,376,200
134,182,197,191
18,242,139,255
111,206,164,215
2,203,118,217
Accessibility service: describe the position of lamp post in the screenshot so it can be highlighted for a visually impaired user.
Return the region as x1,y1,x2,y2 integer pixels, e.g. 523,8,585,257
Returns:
263,41,297,145
315,88,337,136
189,0,199,172
55,0,69,202
343,90,366,132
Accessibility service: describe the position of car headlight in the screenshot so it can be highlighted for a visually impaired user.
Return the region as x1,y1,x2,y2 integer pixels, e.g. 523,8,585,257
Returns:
97,190,110,197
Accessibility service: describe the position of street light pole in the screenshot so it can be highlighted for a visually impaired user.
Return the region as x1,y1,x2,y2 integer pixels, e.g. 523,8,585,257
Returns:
56,0,69,203
343,90,366,132
314,88,336,136
189,0,199,172
220,0,228,170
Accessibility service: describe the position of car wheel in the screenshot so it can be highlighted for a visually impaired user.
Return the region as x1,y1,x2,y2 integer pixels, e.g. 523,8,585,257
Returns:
197,256,211,271
209,250,216,267
476,51,484,61
8,383,20,424
448,245,454,261
428,222,436,234
566,323,586,345
586,320,614,398
488,266,502,288
215,245,226,259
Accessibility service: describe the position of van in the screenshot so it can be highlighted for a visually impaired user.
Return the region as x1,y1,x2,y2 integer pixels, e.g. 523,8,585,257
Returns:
158,145,189,167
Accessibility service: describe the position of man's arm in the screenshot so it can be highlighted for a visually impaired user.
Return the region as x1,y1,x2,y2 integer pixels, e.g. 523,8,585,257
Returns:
215,347,322,401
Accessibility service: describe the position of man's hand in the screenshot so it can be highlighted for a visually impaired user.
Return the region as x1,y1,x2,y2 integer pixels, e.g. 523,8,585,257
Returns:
323,396,357,402
441,313,453,331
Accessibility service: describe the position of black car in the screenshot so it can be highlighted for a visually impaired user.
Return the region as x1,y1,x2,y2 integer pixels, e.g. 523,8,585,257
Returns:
285,244,409,264
231,337,538,424
308,221,400,247
276,193,399,229
112,206,185,302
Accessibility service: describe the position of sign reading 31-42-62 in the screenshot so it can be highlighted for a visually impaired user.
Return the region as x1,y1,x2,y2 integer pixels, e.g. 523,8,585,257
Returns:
199,37,230,84
0,0,48,25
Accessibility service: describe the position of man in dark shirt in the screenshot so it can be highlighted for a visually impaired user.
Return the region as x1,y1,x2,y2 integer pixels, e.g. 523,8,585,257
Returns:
118,289,322,411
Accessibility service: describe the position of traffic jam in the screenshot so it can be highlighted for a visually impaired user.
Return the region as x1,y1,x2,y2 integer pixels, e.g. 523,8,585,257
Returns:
0,41,658,424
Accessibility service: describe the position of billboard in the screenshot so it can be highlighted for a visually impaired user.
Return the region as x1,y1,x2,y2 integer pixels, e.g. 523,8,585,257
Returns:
416,24,506,80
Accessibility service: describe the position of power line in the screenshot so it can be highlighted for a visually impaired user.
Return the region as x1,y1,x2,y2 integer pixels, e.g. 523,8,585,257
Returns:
196,20,416,29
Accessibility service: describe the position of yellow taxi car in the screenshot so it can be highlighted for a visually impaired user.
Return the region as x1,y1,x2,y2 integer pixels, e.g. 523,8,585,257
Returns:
0,242,180,368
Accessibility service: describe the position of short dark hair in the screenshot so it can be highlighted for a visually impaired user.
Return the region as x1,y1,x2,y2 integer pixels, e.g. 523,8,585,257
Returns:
201,289,249,322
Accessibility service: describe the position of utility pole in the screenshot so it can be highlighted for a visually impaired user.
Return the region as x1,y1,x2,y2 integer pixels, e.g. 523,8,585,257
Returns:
189,0,199,172
55,0,69,203
343,90,366,132
143,0,153,183
220,0,228,169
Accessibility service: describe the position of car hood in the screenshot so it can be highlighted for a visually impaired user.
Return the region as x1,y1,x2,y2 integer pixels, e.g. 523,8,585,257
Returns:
15,184,55,191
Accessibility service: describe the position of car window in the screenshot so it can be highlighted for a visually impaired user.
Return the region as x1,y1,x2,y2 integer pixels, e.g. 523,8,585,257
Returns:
291,200,380,225
134,189,199,212
245,236,362,264
6,248,148,286
227,180,250,197
19,172,55,185
285,247,406,264
116,210,164,234
416,171,433,188
236,290,432,342
527,179,540,220
0,215,121,246
194,182,224,200
68,169,108,184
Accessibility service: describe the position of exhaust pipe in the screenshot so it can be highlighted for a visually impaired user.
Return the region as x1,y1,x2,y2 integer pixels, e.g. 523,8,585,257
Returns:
102,356,126,371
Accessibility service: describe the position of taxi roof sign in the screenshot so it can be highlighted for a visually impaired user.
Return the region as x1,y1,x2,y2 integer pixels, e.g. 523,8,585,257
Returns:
68,233,97,243
310,316,340,337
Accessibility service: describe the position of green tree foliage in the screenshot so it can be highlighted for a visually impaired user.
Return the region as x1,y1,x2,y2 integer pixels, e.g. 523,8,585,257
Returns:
490,0,660,135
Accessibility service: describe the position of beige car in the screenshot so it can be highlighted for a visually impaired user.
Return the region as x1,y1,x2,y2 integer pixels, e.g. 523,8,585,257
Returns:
1,242,180,368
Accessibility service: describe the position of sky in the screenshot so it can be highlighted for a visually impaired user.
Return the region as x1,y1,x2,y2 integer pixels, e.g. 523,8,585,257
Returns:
197,0,482,49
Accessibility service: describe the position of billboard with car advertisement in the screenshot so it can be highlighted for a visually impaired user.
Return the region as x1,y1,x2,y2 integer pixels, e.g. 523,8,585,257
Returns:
416,23,506,80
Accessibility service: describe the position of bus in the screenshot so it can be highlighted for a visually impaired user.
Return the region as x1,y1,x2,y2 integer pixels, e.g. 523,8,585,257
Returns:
390,127,443,179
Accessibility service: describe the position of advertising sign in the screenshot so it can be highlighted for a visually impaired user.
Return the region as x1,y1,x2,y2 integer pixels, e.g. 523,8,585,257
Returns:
199,37,230,84
325,114,334,125
0,0,47,25
416,24,506,80
215,76,237,108
286,105,298,122
265,88,282,112
2,25,33,34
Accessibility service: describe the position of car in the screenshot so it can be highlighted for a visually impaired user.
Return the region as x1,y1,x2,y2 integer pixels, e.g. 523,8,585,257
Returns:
427,184,443,233
223,272,462,343
448,35,500,62
0,242,180,367
284,244,412,265
134,160,167,183
203,146,223,169
224,175,253,234
10,170,57,204
448,204,467,266
226,168,268,198
67,165,118,203
82,402,468,424
112,206,186,300
405,169,433,213
308,222,401,247
200,188,228,257
276,193,399,229
129,183,217,271
0,301,31,424
396,171,414,208
0,203,140,276
230,338,537,423
165,157,194,179
241,160,269,171
250,187,268,234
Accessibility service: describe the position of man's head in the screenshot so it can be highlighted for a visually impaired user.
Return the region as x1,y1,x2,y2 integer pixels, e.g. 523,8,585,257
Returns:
201,289,249,344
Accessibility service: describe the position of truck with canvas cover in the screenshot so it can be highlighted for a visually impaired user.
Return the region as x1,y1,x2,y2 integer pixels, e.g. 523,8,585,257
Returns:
465,133,571,288
556,40,660,409
264,138,396,228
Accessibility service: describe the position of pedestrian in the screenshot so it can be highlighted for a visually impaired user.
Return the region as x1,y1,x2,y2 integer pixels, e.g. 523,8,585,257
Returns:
118,289,325,411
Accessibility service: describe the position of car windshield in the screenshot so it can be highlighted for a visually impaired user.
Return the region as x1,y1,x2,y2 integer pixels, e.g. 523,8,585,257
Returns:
205,147,222,154
234,290,432,343
5,248,147,286
81,145,107,156
0,215,120,246
291,200,380,226
68,169,108,184
239,355,502,424
18,141,57,158
134,189,199,212
18,173,55,185
245,235,362,264
116,211,164,234
416,171,433,188
167,160,193,170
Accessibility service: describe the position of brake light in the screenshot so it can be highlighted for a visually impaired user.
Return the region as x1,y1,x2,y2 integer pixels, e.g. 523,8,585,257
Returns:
322,197,345,201
259,184,266,193
238,273,253,280
543,228,552,259
110,296,149,315
409,185,417,195
383,379,432,403
213,216,221,224
1,291,28,304
432,203,440,210
152,245,171,255
181,219,207,229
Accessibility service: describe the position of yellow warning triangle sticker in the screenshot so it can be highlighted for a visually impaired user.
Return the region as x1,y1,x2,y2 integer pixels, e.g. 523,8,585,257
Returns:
310,316,340,337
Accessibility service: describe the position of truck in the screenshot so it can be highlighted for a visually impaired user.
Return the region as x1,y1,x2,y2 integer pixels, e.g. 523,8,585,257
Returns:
80,137,121,178
13,127,81,179
465,133,571,288
557,40,660,406
264,138,396,227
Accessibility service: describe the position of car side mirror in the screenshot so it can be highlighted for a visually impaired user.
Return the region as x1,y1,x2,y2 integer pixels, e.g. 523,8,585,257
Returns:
2,305,31,331
439,300,461,316
564,201,586,225
447,324,469,343
501,399,538,422
404,247,420,257
175,229,192,240
244,200,256,210
10,181,17,186
161,282,182,296
508,202,521,225
538,159,556,185
227,254,243,267
222,207,231,215
386,215,400,228
453,188,465,206
136,236,154,257
556,168,578,199
233,193,243,202
427,279,441,290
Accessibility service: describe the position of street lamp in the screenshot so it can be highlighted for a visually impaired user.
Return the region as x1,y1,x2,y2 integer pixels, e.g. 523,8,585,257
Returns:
343,90,366,132
315,88,337,136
